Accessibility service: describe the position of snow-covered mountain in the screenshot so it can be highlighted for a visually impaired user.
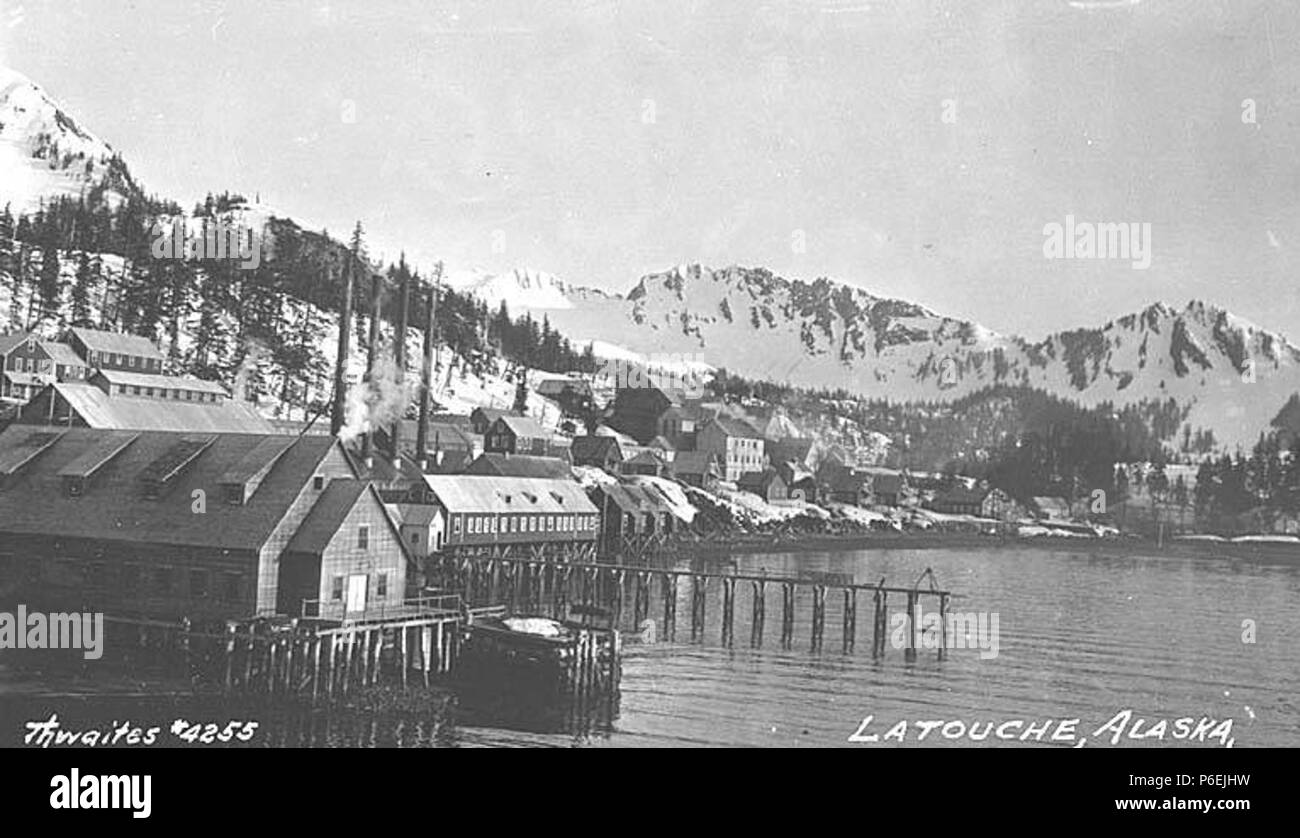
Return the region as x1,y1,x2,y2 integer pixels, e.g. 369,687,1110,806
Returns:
4,65,1295,452
461,263,1300,451
0,66,137,214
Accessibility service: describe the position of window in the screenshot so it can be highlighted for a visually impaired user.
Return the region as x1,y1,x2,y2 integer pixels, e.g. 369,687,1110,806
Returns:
547,516,555,532
223,484,244,505
358,525,370,550
331,575,344,601
313,475,325,491
410,532,419,545
376,573,388,598
221,572,242,602
118,385,127,394
132,386,140,395
189,569,209,599
453,516,462,534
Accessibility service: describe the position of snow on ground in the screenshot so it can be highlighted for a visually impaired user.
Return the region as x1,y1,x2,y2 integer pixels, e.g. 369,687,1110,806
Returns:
626,475,697,524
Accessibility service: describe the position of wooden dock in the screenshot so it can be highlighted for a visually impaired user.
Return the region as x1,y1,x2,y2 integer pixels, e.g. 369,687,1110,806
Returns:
432,554,954,658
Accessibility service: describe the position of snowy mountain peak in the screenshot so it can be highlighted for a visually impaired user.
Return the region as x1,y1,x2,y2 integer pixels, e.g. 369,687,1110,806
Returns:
0,66,136,214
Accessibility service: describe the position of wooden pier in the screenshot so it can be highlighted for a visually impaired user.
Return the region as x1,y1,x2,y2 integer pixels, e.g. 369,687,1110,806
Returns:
432,554,954,658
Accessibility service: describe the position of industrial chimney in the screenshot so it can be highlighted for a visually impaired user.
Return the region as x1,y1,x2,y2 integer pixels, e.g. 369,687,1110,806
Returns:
390,264,410,465
361,273,383,462
415,262,441,472
329,252,354,437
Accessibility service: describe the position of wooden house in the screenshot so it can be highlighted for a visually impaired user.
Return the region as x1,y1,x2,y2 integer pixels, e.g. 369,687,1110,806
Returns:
483,415,549,456
822,466,872,506
622,448,668,477
570,435,623,472
470,407,519,435
669,450,721,488
774,460,817,502
737,467,788,503
927,485,990,516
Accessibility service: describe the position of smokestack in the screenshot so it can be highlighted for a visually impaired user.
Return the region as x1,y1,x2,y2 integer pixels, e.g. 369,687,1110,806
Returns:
361,273,383,461
330,253,354,437
415,262,442,471
391,265,410,462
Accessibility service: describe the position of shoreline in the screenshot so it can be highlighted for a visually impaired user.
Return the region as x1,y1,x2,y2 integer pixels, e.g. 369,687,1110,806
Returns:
663,530,1300,564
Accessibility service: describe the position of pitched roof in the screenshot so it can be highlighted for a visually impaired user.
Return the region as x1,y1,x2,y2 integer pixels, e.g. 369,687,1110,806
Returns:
0,331,33,356
28,382,274,433
708,416,763,439
0,428,342,550
40,341,85,367
495,415,548,438
284,478,370,554
68,327,164,360
463,452,572,480
670,450,719,476
95,369,228,395
570,435,622,464
422,474,597,515
391,503,440,527
738,468,783,491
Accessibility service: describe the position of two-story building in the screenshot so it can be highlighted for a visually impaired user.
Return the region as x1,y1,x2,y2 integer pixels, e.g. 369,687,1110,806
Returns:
483,415,549,456
65,327,166,374
0,332,89,402
697,416,766,482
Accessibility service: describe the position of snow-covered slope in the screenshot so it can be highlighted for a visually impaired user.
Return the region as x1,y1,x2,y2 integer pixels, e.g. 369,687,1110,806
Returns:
0,66,137,214
460,263,1300,451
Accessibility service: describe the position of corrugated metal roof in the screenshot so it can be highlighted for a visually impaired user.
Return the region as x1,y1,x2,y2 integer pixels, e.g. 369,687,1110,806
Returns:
96,369,228,395
68,327,164,359
38,382,275,433
422,474,597,516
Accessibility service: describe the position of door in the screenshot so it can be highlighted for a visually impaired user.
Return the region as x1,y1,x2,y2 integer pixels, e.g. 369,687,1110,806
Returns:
345,574,368,616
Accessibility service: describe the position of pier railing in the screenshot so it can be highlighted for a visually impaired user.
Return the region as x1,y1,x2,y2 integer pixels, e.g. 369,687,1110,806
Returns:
300,593,463,624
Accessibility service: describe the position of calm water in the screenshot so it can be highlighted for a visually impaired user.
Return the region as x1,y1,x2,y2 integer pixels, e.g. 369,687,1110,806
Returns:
467,545,1300,747
4,545,1298,747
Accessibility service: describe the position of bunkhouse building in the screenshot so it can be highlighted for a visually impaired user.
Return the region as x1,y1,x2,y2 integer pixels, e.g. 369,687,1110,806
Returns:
0,427,413,623
420,474,599,562
65,326,166,374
